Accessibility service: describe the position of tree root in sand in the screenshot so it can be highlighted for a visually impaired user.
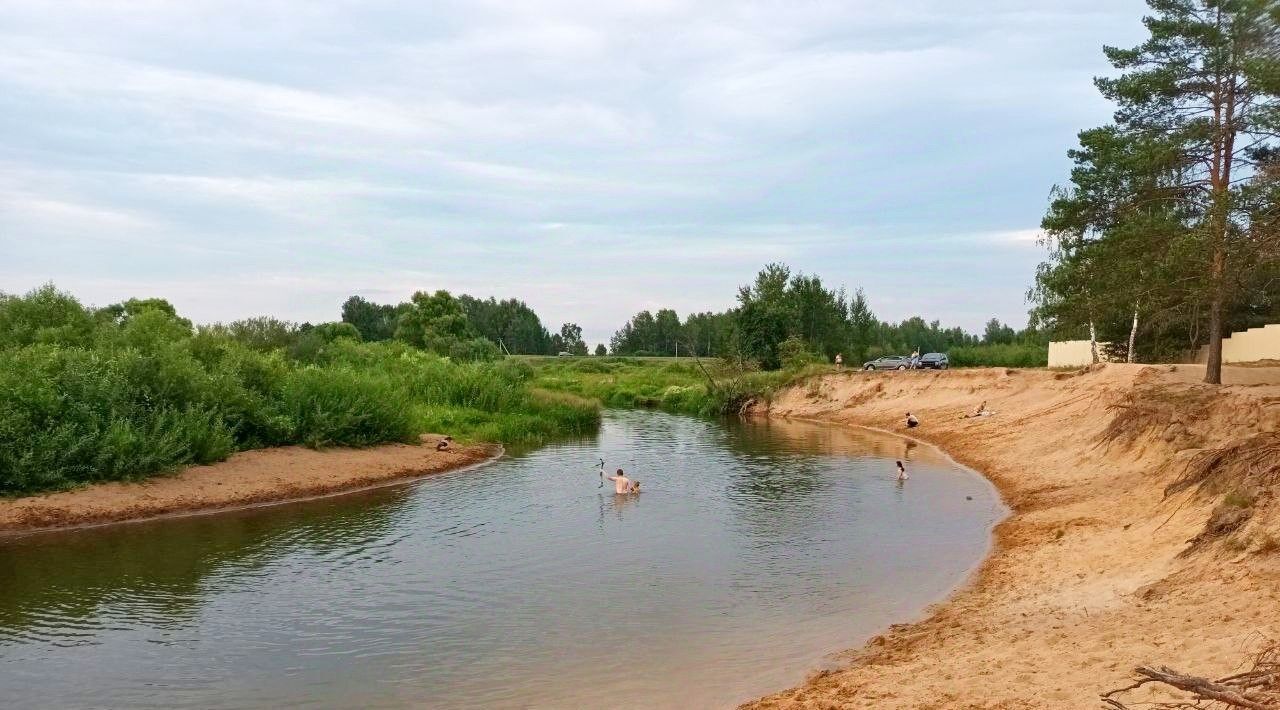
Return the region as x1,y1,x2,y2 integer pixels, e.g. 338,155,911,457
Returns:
1166,433,1280,498
1102,644,1280,709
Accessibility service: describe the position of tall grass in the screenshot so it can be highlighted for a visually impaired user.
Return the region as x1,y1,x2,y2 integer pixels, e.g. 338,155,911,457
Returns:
530,357,810,417
0,290,600,495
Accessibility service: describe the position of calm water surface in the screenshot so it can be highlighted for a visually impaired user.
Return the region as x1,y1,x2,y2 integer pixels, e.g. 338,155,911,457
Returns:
0,411,1003,709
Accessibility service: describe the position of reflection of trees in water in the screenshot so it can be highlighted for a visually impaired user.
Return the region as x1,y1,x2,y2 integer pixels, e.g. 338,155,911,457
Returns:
716,416,937,553
730,417,942,466
718,420,829,547
0,489,408,643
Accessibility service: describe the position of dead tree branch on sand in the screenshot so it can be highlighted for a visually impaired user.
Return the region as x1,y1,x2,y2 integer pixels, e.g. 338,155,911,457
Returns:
1102,645,1280,709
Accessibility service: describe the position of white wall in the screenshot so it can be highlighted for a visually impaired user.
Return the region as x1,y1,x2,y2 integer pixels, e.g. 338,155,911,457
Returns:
1048,340,1111,368
1216,324,1280,363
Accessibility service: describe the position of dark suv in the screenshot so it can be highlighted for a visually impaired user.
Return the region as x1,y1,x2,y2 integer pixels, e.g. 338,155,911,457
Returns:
917,352,949,370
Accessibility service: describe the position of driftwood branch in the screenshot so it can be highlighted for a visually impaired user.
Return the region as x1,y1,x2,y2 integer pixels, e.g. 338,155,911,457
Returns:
1102,645,1280,709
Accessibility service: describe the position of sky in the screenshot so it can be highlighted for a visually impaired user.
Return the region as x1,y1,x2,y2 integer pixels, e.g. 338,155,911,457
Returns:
0,0,1151,346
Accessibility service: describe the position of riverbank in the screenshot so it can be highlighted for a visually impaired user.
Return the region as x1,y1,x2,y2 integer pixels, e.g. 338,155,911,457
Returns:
0,436,497,534
744,364,1280,708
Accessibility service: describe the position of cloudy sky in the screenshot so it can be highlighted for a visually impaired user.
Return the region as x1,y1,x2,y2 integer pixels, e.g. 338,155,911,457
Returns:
0,1,1149,345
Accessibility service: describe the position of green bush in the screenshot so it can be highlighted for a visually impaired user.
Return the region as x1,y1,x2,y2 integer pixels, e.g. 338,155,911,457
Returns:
279,368,417,448
0,284,97,348
948,343,1048,368
0,288,602,495
778,336,823,370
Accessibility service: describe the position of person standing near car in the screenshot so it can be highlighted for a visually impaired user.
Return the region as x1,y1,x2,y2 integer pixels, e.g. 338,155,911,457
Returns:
910,348,920,369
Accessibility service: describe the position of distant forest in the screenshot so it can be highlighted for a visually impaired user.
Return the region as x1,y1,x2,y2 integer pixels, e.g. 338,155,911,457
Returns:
338,262,1048,368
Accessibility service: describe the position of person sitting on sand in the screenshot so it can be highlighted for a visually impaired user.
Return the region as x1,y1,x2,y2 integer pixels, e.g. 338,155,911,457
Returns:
607,468,633,495
963,401,993,419
436,436,453,451
896,460,909,481
905,412,919,429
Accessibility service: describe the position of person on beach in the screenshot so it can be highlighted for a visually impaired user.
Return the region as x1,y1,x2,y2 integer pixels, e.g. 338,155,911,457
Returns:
607,468,634,495
905,412,919,429
896,460,909,481
834,353,843,369
963,401,994,419
910,348,920,370
435,436,453,451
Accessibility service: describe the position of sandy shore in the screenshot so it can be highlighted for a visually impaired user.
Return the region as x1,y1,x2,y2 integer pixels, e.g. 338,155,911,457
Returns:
744,364,1280,709
0,436,497,534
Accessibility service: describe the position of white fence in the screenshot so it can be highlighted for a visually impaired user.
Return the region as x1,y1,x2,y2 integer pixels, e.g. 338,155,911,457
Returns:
1196,323,1280,364
1047,340,1113,368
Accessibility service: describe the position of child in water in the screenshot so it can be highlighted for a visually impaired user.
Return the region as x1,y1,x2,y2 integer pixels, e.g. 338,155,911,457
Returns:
896,461,909,481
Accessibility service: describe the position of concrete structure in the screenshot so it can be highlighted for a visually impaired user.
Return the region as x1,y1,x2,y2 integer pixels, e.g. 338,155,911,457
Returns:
1048,340,1112,368
1197,323,1280,364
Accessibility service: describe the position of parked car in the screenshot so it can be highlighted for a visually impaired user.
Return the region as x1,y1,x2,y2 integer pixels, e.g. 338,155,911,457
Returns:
862,355,910,371
917,352,949,370
557,351,571,357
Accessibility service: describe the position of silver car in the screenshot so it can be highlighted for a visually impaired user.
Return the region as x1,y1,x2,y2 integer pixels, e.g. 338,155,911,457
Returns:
862,355,911,371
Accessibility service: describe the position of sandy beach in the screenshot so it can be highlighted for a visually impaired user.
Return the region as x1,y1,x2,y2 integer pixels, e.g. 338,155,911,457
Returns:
0,436,497,534
744,364,1280,709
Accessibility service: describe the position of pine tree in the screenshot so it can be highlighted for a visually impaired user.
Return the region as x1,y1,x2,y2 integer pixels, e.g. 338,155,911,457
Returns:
1097,0,1280,382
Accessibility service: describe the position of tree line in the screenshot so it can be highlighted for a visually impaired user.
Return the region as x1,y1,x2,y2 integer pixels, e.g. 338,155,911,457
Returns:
1033,0,1280,384
339,292,586,357
607,263,1047,369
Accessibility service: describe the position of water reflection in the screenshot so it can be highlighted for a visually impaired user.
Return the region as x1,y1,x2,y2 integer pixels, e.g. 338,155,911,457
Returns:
0,488,412,646
0,411,1001,710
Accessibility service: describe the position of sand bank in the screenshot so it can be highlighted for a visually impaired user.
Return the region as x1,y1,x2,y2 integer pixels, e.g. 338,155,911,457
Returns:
0,436,497,534
745,364,1280,709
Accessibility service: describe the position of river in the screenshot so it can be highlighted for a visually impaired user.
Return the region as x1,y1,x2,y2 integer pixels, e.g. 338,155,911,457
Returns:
0,411,1003,709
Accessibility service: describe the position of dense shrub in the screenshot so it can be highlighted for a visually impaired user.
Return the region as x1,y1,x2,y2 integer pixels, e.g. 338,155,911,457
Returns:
279,368,416,448
948,343,1048,368
0,284,96,348
0,286,600,495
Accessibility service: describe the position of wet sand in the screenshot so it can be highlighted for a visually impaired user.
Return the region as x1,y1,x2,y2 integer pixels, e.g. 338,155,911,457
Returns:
0,436,497,534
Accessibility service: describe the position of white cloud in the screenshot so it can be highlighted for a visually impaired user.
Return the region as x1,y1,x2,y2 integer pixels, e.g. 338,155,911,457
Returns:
0,0,1151,334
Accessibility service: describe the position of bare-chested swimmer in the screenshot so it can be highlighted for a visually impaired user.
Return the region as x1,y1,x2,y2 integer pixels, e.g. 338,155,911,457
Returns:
607,468,633,494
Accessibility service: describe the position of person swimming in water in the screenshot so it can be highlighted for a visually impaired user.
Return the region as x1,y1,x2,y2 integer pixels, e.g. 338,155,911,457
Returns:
896,460,909,481
607,468,634,494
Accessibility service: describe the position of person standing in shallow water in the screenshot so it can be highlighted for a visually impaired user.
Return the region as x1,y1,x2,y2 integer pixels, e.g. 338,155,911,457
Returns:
607,468,633,495
896,461,909,481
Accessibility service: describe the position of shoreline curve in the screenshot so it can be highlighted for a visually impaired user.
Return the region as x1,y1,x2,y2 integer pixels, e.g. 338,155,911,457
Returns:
742,364,1280,709
0,437,501,537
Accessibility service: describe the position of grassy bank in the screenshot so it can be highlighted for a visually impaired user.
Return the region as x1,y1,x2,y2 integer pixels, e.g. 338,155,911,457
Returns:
527,356,828,417
0,289,599,496
527,351,1055,418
